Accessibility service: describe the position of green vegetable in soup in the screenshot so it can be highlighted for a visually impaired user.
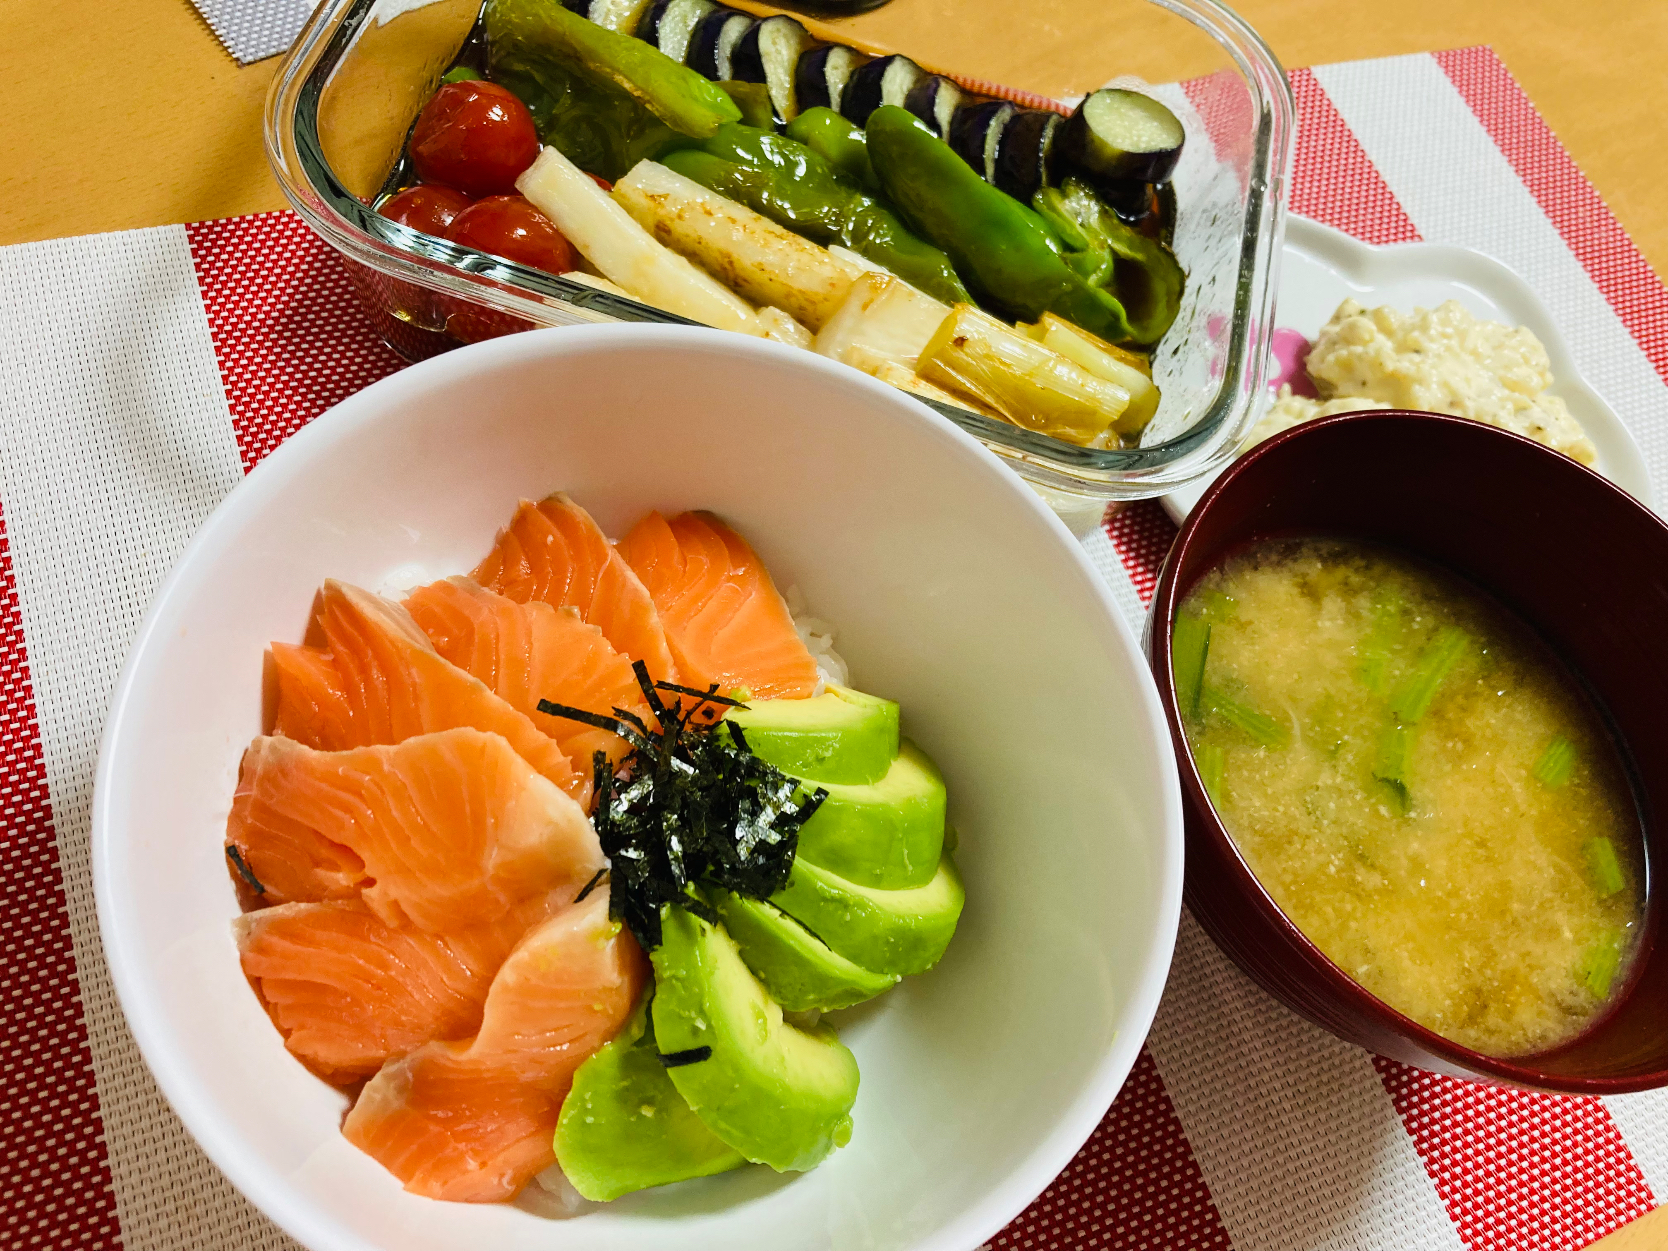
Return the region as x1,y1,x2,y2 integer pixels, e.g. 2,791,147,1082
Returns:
1203,686,1287,749
1388,626,1469,724
1583,836,1625,898
1196,742,1226,806
1533,734,1577,788
1171,611,1211,717
1372,722,1415,815
1578,930,1625,999
1357,585,1405,697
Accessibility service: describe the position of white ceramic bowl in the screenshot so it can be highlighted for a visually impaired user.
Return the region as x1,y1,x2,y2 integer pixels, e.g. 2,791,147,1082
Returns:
92,325,1183,1251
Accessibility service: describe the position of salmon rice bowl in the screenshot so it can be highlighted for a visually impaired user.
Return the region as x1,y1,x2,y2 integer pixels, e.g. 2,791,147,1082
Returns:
224,491,964,1208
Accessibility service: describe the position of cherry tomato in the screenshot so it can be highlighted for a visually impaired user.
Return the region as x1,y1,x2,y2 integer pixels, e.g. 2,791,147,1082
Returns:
410,81,540,197
445,195,580,275
377,184,474,236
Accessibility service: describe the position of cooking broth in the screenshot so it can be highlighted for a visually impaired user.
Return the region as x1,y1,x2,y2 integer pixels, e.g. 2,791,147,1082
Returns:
1174,537,1645,1057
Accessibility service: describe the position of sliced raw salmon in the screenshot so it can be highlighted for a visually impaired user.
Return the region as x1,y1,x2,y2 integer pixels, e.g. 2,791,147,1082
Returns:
225,729,603,932
235,895,558,1086
472,495,678,687
617,511,818,701
404,577,649,770
343,888,645,1202
271,580,587,805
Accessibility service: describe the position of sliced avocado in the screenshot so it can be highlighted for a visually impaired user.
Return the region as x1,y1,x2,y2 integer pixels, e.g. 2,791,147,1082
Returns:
554,994,746,1201
650,905,860,1172
772,853,964,977
797,739,946,888
714,890,899,1012
725,684,900,784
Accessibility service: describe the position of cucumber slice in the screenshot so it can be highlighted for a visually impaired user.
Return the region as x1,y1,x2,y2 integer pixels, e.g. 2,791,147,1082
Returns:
1059,87,1185,186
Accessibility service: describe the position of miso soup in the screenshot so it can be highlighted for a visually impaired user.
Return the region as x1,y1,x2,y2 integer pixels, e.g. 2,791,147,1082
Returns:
1174,537,1645,1057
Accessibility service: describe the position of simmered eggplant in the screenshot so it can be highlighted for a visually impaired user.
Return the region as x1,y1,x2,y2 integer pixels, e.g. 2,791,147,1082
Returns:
730,15,816,119
1058,88,1184,186
994,109,1060,203
947,99,1015,184
563,0,655,31
841,54,926,127
902,76,964,138
687,8,754,79
638,0,713,63
793,44,865,115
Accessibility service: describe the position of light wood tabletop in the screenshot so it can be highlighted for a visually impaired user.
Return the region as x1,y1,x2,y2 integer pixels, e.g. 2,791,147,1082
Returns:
1,0,1664,1246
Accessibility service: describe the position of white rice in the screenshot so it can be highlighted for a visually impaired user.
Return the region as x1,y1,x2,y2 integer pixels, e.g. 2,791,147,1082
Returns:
783,585,849,694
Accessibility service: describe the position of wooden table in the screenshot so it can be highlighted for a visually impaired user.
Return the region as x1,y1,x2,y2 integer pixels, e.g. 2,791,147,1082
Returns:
1,0,1662,1246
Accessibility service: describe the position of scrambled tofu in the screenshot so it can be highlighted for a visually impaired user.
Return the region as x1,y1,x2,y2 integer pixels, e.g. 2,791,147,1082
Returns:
1245,298,1597,465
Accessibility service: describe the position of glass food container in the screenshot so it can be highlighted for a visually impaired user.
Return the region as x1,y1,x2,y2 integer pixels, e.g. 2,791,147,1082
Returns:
265,0,1293,508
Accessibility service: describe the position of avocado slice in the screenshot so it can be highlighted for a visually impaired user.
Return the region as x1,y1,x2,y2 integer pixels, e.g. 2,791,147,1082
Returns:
714,890,899,1012
650,905,860,1172
725,685,899,784
771,853,965,977
554,994,746,1201
797,739,947,888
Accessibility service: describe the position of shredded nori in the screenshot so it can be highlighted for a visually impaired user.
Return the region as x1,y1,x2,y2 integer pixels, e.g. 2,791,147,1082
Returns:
573,867,608,904
539,662,828,951
656,1046,713,1068
226,845,265,894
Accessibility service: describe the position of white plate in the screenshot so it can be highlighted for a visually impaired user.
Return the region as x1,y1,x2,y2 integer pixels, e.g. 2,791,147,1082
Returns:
1162,216,1652,522
92,325,1183,1251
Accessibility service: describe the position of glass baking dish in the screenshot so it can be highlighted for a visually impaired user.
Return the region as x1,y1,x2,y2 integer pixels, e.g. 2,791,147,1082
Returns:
265,0,1293,506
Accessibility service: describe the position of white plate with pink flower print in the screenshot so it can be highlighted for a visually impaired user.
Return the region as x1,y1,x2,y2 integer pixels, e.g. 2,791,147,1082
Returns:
1161,215,1650,522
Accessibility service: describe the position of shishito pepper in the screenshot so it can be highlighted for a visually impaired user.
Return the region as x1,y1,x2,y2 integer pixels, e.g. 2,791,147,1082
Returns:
661,124,969,306
1033,179,1185,347
784,107,880,195
866,106,1134,344
483,0,739,181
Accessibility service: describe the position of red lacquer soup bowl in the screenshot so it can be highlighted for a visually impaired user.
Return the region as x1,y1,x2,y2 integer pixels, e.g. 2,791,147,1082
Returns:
1146,409,1667,1093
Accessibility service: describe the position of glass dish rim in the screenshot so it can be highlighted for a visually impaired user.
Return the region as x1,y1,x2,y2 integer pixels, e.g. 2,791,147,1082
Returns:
265,0,1295,496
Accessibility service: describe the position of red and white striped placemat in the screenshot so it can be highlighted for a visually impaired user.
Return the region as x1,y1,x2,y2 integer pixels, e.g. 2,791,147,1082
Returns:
2,45,1665,1251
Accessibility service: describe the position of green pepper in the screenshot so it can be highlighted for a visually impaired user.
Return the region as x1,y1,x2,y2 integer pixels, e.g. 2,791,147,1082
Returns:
866,107,1133,343
784,108,880,195
663,124,970,305
716,81,775,130
483,0,738,180
1033,179,1185,347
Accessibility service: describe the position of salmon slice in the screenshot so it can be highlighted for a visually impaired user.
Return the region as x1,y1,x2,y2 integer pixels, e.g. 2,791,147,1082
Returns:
225,729,603,933
343,888,646,1202
404,577,649,771
271,580,587,805
617,511,818,701
235,896,559,1086
472,495,678,687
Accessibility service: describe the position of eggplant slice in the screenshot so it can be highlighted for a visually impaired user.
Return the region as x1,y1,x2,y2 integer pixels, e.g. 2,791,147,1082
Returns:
687,8,754,78
793,44,865,116
948,99,1015,184
574,0,655,31
1058,88,1185,186
994,109,1061,203
729,15,817,119
639,0,714,63
902,76,964,138
841,54,926,127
